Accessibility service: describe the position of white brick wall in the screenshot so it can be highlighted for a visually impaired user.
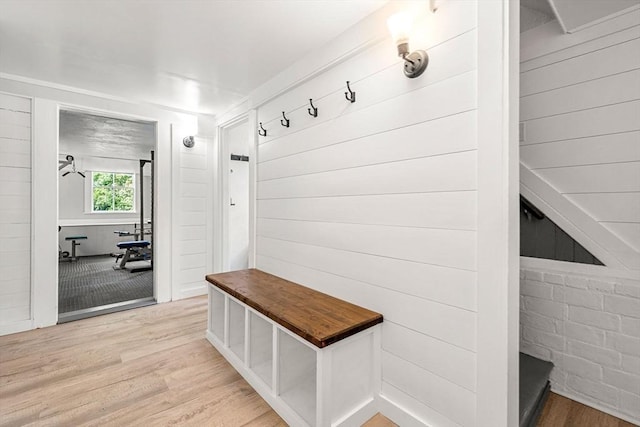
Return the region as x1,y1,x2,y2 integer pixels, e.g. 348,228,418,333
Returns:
520,267,640,423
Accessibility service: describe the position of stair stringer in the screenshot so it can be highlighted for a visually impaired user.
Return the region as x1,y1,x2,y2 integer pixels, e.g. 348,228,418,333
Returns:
520,163,639,271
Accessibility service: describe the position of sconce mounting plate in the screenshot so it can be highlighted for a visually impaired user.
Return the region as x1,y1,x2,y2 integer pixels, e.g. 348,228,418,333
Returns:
404,50,429,78
183,136,195,148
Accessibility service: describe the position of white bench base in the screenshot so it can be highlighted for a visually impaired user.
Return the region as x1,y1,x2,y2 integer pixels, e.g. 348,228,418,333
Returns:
206,285,381,427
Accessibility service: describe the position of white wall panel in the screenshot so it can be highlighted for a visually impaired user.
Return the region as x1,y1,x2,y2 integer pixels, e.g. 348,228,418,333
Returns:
259,110,476,182
0,93,30,326
536,162,640,193
257,236,477,311
174,134,211,299
520,7,640,274
521,132,640,169
568,193,640,223
258,191,476,231
520,69,640,121
522,101,640,146
603,222,640,252
259,150,477,199
258,218,476,271
252,1,488,424
382,352,476,427
256,254,476,351
520,38,640,96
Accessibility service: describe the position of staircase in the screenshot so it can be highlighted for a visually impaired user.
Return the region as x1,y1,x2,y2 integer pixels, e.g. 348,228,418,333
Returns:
520,352,554,427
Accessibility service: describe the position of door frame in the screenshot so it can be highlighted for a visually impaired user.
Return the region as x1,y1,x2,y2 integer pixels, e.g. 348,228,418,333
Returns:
215,111,257,273
37,101,160,326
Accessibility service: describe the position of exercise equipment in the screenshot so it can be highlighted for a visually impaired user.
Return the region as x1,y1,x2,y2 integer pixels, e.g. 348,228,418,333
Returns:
114,240,151,269
59,154,86,178
58,226,70,261
64,236,87,261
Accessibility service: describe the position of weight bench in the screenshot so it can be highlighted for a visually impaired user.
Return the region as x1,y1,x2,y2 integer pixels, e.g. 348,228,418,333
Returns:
64,236,87,261
115,240,150,269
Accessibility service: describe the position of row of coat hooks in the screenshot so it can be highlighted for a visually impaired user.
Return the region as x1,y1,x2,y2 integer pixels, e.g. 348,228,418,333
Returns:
257,81,356,137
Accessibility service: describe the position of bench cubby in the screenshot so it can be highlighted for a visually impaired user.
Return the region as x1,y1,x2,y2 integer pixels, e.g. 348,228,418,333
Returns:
205,269,383,427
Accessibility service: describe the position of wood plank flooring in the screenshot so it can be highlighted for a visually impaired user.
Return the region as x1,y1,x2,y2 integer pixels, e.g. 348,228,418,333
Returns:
0,296,635,427
537,393,637,427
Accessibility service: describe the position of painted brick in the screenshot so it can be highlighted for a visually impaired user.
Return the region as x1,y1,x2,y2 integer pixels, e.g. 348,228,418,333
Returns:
615,280,640,298
568,340,620,368
569,306,620,331
520,270,525,279
567,375,618,406
550,368,567,389
606,332,640,356
523,326,565,351
522,280,553,300
544,273,565,285
563,355,602,381
622,354,640,376
566,276,589,289
622,316,640,336
620,390,640,418
604,295,640,319
565,321,605,346
525,270,544,282
565,287,603,310
521,341,552,361
588,279,615,293
603,368,640,395
525,296,566,320
521,311,556,333
552,285,565,302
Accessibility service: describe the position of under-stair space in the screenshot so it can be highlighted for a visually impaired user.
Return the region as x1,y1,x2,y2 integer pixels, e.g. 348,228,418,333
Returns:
520,352,554,427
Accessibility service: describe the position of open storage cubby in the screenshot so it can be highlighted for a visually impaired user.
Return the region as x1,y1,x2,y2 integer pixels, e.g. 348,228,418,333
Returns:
206,269,383,427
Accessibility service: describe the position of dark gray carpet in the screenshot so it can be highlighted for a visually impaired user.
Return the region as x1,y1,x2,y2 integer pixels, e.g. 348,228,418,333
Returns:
58,256,153,313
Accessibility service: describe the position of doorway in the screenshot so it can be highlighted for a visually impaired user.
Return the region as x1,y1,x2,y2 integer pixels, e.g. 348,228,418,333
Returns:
221,118,250,272
57,109,156,322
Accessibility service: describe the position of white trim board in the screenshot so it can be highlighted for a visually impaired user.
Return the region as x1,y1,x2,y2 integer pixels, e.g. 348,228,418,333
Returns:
520,256,640,281
552,389,640,426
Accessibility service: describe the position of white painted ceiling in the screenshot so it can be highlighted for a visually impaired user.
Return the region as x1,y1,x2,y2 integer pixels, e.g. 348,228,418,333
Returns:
0,0,387,116
59,110,155,161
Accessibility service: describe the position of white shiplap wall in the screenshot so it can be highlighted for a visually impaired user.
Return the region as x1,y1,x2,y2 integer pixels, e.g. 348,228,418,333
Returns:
175,133,212,299
520,9,640,270
0,93,31,328
255,2,479,425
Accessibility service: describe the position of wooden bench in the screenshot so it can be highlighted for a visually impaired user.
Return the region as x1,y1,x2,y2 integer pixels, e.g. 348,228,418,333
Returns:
205,269,383,427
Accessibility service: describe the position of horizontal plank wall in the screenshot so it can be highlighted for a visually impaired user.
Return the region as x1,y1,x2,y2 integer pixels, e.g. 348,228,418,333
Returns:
254,2,480,425
172,127,213,300
0,93,31,334
520,9,640,270
0,76,212,331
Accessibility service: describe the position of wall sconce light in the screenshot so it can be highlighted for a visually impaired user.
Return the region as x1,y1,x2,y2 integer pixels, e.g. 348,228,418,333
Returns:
183,135,195,148
387,12,428,78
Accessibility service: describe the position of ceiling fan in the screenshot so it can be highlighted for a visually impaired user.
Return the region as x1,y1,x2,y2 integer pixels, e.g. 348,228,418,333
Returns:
58,154,86,178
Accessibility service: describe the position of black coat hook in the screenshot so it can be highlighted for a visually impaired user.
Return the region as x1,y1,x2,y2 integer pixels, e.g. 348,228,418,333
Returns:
308,98,318,117
344,81,356,103
258,122,267,137
280,111,290,128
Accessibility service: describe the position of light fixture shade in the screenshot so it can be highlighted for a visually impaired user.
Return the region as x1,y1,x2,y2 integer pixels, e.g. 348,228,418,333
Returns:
387,12,412,45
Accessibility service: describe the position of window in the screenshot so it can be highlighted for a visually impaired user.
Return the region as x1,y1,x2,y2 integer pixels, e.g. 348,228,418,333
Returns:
91,172,135,212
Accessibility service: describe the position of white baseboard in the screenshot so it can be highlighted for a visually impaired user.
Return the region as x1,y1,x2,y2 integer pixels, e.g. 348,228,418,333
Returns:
377,394,429,427
0,319,34,336
552,388,640,426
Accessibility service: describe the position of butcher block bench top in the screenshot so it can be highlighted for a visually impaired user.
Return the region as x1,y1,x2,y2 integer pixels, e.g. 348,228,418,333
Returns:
205,269,383,348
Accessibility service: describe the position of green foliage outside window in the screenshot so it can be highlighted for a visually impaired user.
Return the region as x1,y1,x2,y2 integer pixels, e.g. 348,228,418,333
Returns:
92,172,135,212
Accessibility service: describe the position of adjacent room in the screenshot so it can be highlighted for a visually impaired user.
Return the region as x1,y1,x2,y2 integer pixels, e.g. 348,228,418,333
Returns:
57,110,156,321
0,0,638,426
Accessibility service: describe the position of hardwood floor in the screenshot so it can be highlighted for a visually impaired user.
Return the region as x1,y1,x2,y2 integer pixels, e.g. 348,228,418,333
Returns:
0,296,285,427
537,393,637,427
0,296,634,427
